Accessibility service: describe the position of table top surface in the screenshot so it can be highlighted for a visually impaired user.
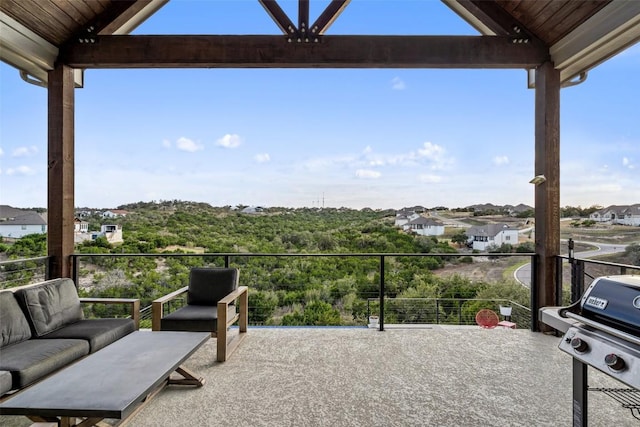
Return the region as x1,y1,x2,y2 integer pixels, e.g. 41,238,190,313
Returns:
0,330,210,419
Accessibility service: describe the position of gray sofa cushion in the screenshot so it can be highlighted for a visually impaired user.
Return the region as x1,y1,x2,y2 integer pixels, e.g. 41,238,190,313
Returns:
0,339,89,389
15,278,83,337
0,370,13,396
161,304,236,332
187,268,238,306
40,318,136,353
0,291,33,347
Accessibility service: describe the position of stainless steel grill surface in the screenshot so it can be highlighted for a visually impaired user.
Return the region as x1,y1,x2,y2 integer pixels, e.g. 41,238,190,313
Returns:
540,274,640,426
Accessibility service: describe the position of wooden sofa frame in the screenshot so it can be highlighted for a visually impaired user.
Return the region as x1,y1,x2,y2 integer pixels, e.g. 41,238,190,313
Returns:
151,286,248,362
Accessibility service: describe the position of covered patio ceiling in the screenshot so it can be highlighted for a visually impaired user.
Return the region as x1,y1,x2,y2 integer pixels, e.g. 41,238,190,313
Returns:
2,1,639,84
1,0,639,328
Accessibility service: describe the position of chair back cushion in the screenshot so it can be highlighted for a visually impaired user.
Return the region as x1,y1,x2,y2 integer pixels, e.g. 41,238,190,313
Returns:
0,291,33,347
14,278,83,337
187,268,239,306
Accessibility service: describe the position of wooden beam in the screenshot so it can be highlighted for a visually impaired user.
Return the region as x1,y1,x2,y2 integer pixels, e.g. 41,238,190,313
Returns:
61,35,549,68
310,0,351,36
533,60,561,331
298,0,309,39
258,0,297,36
47,63,75,279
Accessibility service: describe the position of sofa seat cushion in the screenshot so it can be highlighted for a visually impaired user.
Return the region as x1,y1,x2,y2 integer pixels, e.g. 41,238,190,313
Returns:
0,370,13,396
0,339,89,389
160,304,236,332
0,291,33,347
14,278,83,337
40,318,136,353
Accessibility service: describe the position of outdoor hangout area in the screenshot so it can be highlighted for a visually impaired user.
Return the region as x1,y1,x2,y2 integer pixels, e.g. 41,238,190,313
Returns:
1,326,637,427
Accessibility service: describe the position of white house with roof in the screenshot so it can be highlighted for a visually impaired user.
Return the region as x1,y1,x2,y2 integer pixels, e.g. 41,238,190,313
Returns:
466,223,519,251
0,205,47,238
403,217,445,236
394,209,421,227
590,204,640,226
621,205,640,226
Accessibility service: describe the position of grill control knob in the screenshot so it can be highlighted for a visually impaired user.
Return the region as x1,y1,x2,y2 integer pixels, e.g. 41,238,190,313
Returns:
605,354,626,372
570,337,588,353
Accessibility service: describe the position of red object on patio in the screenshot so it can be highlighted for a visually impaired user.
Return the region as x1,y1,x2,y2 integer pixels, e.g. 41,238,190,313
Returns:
475,309,500,329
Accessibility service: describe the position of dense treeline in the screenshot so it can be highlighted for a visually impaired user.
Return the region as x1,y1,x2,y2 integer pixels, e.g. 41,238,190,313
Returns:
2,202,532,326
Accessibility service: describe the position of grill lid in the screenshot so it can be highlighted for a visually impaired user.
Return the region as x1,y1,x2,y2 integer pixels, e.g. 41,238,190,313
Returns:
562,275,640,337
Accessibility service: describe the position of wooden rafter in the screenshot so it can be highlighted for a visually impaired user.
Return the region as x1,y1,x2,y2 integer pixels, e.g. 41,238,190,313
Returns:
310,0,351,36
299,0,309,39
258,0,297,36
61,35,549,69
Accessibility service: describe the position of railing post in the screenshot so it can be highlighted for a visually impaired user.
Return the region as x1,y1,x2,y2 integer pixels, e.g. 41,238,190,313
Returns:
224,255,230,268
45,256,52,280
458,300,462,325
530,254,539,332
436,299,440,324
72,255,79,287
379,255,385,331
555,256,563,306
571,260,585,303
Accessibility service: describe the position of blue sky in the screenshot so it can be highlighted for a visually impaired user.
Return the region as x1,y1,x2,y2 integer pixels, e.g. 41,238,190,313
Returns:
1,0,638,210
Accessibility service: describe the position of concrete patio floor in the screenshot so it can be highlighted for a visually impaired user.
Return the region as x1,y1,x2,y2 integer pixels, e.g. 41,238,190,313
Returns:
2,326,638,426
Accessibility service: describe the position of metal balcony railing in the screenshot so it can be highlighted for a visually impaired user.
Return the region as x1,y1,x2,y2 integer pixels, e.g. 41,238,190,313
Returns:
0,256,50,289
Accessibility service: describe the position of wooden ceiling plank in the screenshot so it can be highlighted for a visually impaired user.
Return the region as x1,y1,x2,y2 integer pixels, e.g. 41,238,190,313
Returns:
258,0,297,36
310,0,351,36
542,2,612,45
467,0,527,35
38,1,83,30
2,0,68,45
61,35,548,69
54,0,95,21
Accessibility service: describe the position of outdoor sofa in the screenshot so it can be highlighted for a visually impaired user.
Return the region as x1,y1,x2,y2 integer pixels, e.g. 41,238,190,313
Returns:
0,278,139,397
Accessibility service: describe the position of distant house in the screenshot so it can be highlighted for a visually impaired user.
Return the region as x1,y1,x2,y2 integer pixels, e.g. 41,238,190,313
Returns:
590,204,640,226
466,223,519,251
621,205,640,226
241,206,264,214
74,218,89,233
403,217,445,236
394,209,420,227
0,205,47,238
101,209,128,219
89,224,123,244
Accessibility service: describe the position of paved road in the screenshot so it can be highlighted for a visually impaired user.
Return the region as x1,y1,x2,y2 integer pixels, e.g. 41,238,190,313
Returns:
514,241,628,287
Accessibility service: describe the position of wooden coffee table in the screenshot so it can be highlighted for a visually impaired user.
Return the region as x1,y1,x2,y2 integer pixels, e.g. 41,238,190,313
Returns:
0,330,210,427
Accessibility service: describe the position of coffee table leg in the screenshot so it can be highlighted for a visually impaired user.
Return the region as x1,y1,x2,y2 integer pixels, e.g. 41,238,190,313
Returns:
168,366,205,387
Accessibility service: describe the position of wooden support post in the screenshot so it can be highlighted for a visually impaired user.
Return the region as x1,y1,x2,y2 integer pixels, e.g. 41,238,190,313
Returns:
534,61,561,330
47,63,75,279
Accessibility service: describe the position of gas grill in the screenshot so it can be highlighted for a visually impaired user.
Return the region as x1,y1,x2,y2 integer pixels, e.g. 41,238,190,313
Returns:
539,274,640,426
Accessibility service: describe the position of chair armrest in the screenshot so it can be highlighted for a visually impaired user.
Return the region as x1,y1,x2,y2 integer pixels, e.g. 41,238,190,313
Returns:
218,286,248,305
80,297,141,330
152,286,189,331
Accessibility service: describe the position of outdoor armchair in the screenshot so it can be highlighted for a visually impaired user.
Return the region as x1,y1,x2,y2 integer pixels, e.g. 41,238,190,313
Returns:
151,267,247,362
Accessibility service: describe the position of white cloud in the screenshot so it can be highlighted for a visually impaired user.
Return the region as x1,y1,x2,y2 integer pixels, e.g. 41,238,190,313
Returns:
216,134,242,148
254,153,270,163
162,139,171,148
0,147,4,156
391,77,406,90
176,137,203,152
6,165,36,176
493,155,509,165
623,157,635,169
355,169,381,179
419,174,442,183
12,146,38,157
